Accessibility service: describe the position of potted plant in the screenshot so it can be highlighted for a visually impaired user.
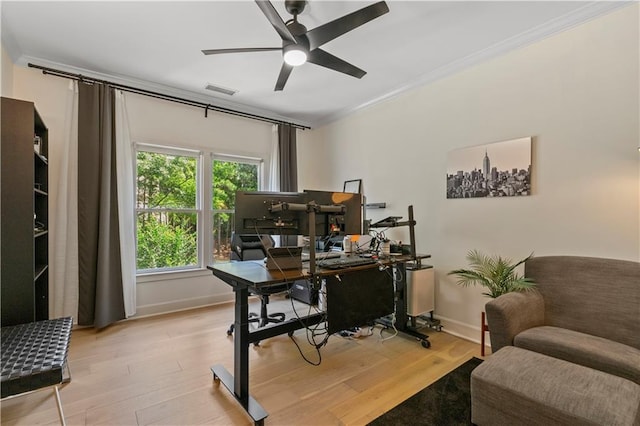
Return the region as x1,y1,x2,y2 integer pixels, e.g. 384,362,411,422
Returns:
449,250,535,355
448,250,536,356
448,250,535,298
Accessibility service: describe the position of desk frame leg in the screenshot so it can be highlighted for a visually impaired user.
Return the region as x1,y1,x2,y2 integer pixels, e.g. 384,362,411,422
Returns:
234,284,249,403
212,365,267,426
211,283,267,425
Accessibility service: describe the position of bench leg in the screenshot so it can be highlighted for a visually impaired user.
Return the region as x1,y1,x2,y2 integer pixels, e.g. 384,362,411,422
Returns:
54,386,66,426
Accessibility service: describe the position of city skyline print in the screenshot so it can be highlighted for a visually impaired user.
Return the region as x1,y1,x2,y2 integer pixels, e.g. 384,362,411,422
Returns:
446,137,532,199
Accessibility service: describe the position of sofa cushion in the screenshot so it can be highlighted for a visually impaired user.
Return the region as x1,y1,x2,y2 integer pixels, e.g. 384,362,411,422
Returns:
515,326,640,385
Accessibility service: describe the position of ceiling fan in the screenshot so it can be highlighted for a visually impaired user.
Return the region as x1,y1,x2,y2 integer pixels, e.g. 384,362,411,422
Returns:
202,0,389,91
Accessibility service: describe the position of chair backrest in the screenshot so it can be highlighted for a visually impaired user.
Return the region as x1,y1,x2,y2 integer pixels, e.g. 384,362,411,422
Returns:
525,256,640,349
230,233,274,261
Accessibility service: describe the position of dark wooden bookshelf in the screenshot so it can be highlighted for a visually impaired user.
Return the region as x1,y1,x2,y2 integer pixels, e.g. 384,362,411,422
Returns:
1,97,49,326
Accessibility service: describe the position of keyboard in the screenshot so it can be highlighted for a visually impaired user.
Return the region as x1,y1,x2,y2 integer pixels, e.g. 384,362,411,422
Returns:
316,257,377,270
301,251,342,261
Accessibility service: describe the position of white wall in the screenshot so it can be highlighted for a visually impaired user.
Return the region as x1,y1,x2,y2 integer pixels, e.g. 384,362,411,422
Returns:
1,44,14,97
298,5,640,343
8,64,274,317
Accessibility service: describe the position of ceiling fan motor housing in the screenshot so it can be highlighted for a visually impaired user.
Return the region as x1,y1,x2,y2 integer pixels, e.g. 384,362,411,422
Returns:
285,0,307,16
286,21,309,40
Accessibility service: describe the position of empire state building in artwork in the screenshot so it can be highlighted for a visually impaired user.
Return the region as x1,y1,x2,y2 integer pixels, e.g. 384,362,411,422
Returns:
483,150,490,179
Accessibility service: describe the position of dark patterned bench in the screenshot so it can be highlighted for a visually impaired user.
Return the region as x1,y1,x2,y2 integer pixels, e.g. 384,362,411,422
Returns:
1,317,73,424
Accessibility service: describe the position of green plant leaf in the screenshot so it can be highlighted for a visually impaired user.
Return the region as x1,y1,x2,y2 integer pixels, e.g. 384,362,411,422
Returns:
448,251,535,298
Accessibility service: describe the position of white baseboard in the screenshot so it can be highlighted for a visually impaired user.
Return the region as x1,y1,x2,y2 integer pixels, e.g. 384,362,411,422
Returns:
130,297,491,353
435,314,491,351
132,294,233,319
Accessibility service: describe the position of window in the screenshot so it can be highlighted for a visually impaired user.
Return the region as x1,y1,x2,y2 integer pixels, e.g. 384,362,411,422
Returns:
136,146,200,272
135,145,263,274
212,156,261,263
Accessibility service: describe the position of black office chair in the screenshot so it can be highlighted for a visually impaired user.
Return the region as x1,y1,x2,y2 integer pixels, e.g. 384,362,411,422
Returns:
227,233,288,342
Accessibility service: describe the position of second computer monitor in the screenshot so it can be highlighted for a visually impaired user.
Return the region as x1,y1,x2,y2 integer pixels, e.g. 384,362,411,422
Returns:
302,190,365,236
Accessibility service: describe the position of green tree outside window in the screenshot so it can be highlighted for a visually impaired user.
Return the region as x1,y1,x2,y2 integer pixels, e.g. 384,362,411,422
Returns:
212,160,259,262
136,149,261,271
136,151,198,270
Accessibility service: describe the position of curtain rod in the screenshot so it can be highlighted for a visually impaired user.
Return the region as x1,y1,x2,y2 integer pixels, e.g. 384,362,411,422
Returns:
28,63,310,130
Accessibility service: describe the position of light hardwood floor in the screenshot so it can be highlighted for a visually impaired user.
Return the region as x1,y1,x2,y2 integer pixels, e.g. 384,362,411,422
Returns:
1,296,479,425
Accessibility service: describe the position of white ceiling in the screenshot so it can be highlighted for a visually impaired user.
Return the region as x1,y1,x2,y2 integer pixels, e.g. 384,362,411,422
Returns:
0,1,629,128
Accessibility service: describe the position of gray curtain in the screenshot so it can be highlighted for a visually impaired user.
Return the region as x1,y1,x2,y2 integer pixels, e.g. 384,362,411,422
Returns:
77,82,126,329
278,123,297,192
278,123,298,246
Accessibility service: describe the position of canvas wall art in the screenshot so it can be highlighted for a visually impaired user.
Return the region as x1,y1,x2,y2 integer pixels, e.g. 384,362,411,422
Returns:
446,137,531,198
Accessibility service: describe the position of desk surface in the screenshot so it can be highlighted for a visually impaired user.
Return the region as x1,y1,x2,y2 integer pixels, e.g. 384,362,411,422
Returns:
207,254,431,288
208,261,308,287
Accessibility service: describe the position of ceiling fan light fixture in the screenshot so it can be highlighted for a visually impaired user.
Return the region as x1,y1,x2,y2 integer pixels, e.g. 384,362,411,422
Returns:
283,44,307,66
202,0,389,90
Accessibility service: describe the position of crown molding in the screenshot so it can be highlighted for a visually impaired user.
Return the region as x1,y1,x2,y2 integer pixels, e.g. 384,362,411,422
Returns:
312,1,633,128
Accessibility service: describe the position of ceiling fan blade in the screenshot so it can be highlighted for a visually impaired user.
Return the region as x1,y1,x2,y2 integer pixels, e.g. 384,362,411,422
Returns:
306,1,389,50
275,62,294,91
307,49,366,79
202,47,282,55
255,0,296,44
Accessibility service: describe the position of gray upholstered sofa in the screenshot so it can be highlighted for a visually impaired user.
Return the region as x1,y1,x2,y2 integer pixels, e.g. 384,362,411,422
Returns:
471,256,640,425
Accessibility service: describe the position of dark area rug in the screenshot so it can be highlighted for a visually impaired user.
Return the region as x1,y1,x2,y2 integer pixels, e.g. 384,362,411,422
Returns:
368,357,483,426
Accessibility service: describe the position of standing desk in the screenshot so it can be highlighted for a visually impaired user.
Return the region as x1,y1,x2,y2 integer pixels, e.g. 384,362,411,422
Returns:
207,254,430,425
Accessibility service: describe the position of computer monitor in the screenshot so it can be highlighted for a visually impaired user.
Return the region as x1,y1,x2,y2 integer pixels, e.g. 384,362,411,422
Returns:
234,191,306,236
302,190,365,237
325,267,394,334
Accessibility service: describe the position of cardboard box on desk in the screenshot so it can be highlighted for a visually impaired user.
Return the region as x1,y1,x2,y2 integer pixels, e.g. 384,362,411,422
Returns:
265,247,302,270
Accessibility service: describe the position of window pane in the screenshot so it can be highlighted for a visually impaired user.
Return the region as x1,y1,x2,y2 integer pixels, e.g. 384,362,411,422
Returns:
212,159,259,263
212,212,235,263
137,151,197,209
136,212,198,270
212,160,258,210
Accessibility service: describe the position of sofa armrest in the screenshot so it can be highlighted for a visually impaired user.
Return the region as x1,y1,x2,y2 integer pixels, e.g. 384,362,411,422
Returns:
485,291,544,353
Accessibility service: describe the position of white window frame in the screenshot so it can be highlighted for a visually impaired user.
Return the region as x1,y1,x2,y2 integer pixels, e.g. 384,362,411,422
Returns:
135,143,203,274
134,144,265,275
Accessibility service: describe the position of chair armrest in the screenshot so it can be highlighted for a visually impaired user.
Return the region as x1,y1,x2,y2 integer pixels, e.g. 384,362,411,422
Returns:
485,291,544,353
